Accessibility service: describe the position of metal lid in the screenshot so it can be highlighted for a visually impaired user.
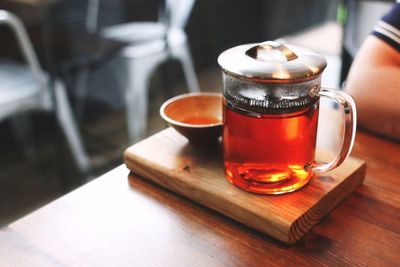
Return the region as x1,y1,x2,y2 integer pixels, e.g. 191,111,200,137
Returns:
217,41,327,81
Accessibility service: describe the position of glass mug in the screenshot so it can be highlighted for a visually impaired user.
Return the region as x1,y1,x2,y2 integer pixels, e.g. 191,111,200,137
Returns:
218,41,356,194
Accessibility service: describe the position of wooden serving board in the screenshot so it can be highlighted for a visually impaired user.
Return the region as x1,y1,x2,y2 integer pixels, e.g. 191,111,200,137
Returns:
124,128,366,245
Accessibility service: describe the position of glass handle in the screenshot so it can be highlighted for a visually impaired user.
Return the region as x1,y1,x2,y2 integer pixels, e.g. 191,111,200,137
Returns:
307,88,357,173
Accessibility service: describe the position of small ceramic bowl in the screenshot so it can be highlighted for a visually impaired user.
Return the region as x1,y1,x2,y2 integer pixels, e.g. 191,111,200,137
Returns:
160,92,223,144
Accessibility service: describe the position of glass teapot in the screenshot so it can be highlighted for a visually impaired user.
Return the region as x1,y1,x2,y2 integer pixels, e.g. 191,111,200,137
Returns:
218,41,356,194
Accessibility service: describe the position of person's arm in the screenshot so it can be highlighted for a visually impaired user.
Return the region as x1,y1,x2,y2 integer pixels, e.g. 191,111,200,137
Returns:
345,12,400,140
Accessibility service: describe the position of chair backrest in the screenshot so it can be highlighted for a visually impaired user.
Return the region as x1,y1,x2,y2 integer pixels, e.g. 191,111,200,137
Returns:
87,0,127,33
43,0,122,72
165,0,196,29
0,10,45,85
87,0,196,31
44,0,93,50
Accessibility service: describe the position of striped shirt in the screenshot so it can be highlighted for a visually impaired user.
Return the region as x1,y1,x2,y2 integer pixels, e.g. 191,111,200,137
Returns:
372,2,400,52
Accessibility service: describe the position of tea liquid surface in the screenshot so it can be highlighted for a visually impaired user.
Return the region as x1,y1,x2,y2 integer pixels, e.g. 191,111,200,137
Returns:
223,100,319,194
181,116,220,125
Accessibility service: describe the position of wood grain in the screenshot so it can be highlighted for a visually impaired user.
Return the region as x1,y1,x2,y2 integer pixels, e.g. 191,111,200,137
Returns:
0,228,61,266
3,107,400,266
124,128,366,244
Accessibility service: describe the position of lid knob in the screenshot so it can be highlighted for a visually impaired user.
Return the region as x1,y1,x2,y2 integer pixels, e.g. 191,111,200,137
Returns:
245,41,298,62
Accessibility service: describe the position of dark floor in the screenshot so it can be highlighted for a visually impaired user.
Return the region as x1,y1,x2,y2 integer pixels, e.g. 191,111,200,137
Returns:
0,67,222,227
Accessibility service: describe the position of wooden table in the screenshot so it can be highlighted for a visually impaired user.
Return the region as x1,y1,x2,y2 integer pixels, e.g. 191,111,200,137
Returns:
1,108,400,266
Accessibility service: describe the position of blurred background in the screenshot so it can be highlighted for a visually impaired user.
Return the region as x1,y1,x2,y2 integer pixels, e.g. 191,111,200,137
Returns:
0,0,393,225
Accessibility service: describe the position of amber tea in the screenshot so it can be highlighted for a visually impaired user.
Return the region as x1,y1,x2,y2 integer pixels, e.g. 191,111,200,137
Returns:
223,100,319,194
218,41,356,194
181,116,221,125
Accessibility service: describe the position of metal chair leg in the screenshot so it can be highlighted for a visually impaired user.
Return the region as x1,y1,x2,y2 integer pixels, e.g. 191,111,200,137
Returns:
74,67,91,121
171,40,200,93
122,50,167,144
10,114,35,159
53,80,91,176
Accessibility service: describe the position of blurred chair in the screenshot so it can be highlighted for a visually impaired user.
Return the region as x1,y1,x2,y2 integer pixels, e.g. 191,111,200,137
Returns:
340,0,393,83
88,0,201,143
41,0,126,119
0,10,91,175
